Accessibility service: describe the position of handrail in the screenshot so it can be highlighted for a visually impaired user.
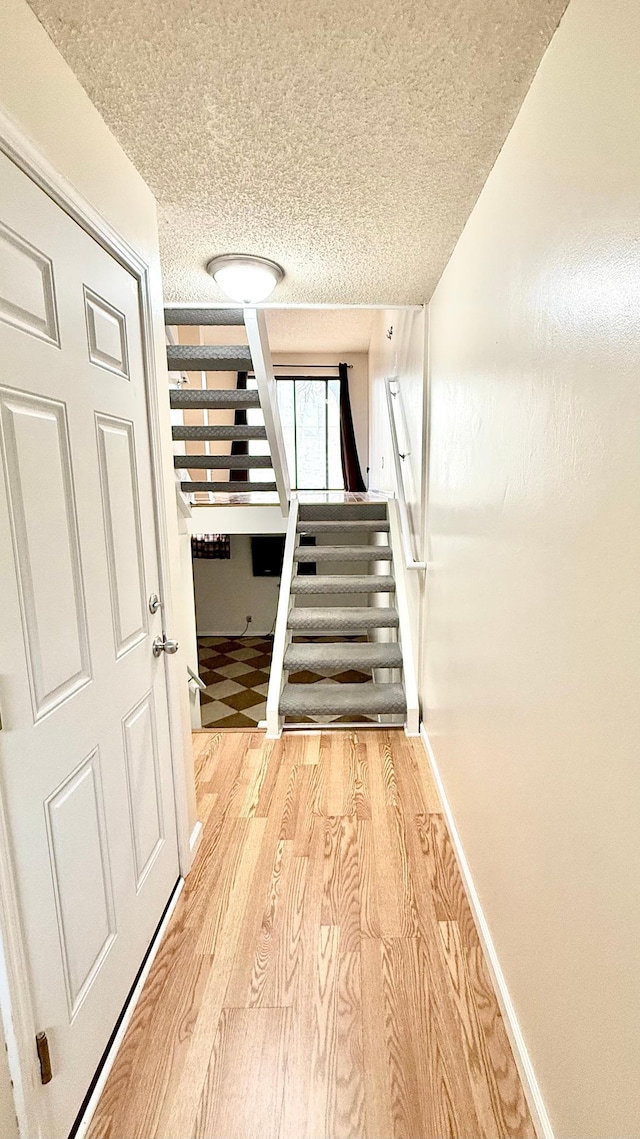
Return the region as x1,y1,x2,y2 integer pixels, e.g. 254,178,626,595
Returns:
244,308,291,515
384,377,426,571
386,497,420,735
265,496,299,737
187,665,207,691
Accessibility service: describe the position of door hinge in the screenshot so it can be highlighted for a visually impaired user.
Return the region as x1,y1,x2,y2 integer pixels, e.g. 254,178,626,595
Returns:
36,1031,52,1085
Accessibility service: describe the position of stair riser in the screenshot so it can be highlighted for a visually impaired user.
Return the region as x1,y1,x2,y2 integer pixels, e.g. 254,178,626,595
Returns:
291,576,395,594
297,521,390,533
181,481,276,493
294,547,392,562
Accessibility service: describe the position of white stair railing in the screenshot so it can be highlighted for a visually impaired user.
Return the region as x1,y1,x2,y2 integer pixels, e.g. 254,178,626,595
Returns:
384,376,426,571
386,497,420,736
244,308,291,515
265,496,299,737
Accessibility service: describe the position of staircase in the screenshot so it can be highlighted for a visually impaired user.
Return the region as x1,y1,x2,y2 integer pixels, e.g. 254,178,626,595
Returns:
164,306,289,507
267,499,419,736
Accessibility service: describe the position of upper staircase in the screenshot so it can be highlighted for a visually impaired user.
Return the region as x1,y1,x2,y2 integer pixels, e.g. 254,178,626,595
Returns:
164,306,289,506
267,499,419,736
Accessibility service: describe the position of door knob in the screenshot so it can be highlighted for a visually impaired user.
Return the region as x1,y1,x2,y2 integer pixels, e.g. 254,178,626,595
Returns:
152,634,179,657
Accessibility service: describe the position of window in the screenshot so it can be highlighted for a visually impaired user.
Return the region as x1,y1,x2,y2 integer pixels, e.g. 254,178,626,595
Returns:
276,377,343,490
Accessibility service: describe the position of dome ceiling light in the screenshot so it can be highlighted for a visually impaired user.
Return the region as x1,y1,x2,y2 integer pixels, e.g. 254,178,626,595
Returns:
206,253,284,304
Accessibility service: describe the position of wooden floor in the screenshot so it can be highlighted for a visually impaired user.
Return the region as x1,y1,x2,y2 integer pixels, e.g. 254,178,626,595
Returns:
88,730,535,1139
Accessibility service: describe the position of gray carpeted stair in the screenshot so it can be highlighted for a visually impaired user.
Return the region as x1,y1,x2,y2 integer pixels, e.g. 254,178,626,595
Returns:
181,480,277,493
297,519,390,534
170,388,260,410
174,454,273,469
298,502,387,521
291,574,395,594
167,344,252,372
294,545,392,562
172,424,267,441
287,606,400,632
284,641,402,672
165,307,244,325
280,681,406,718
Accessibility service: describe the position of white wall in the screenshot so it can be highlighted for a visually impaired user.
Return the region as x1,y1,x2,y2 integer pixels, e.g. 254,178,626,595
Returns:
0,0,197,850
273,352,369,482
194,535,281,636
0,1037,17,1139
0,2,197,1129
424,1,640,1135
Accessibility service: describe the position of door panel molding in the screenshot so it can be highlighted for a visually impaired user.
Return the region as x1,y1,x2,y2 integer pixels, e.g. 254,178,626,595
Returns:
0,387,92,719
95,413,147,658
44,749,117,1021
0,107,193,1139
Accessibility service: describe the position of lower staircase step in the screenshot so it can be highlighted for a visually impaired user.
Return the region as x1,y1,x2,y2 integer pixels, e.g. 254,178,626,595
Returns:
294,545,391,562
182,480,277,493
291,575,395,594
297,519,390,534
174,454,273,469
284,642,402,672
298,503,387,521
279,681,406,717
287,607,399,631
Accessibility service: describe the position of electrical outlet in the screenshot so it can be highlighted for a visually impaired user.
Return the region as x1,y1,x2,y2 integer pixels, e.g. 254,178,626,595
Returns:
246,615,252,624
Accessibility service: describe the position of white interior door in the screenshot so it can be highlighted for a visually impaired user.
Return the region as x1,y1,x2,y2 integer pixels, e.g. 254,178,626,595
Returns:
0,151,179,1137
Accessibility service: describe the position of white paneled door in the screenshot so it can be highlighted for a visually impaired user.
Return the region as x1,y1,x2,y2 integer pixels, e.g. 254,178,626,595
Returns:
0,152,179,1136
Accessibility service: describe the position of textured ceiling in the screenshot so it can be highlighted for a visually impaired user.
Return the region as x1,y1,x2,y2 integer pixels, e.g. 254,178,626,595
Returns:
29,0,568,304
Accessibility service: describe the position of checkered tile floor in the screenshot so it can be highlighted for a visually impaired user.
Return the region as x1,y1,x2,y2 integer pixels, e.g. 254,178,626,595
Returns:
197,634,373,727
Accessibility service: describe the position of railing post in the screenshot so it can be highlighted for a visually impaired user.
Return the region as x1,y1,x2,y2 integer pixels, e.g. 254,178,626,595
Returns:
244,307,291,514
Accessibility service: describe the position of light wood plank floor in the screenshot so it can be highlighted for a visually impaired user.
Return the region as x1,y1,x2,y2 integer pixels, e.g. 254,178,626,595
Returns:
88,730,535,1139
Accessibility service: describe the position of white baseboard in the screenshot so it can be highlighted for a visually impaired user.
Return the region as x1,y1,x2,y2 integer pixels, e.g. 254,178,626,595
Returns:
73,878,184,1139
189,819,203,858
419,724,554,1139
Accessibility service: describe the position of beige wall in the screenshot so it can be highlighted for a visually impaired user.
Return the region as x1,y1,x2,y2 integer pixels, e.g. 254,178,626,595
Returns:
194,535,281,636
424,1,640,1135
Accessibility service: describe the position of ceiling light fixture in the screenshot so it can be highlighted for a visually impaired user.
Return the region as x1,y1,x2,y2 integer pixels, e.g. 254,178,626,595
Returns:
206,253,285,304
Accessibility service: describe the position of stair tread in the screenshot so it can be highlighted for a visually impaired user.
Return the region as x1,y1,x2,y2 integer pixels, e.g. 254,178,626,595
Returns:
182,480,277,493
165,307,244,326
170,389,260,409
167,344,252,371
172,425,267,441
287,607,399,630
295,545,392,562
297,520,390,534
173,454,273,469
291,575,395,594
284,642,402,671
279,681,406,716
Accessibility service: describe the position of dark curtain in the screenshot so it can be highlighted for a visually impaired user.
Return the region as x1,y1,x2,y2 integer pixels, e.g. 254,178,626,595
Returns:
231,370,248,482
191,534,231,559
338,362,366,491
